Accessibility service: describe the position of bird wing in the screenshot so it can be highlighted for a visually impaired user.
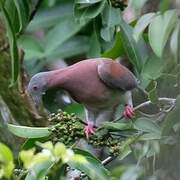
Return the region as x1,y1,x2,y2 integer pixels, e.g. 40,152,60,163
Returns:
97,60,137,91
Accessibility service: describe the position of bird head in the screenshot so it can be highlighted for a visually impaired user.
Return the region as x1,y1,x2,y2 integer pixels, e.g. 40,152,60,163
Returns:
27,72,49,109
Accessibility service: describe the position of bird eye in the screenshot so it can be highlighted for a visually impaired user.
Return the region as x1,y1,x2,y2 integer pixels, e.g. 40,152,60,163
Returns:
33,86,38,91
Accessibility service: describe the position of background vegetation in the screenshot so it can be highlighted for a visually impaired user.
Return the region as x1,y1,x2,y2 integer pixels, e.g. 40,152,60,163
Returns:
0,0,180,179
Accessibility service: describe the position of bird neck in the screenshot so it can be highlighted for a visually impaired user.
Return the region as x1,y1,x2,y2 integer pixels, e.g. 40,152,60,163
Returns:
47,68,69,89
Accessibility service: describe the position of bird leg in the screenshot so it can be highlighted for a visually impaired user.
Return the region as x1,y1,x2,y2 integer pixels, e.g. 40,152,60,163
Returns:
123,104,134,119
123,91,135,119
84,121,95,139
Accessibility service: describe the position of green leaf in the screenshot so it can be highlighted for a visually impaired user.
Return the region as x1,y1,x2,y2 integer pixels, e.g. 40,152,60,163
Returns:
133,13,156,42
4,0,20,33
102,32,125,59
87,23,101,58
0,143,14,162
148,9,179,57
134,118,161,135
18,35,44,60
118,145,132,160
46,36,89,59
175,95,180,107
139,132,161,140
25,160,53,180
8,124,51,138
13,0,29,32
147,80,158,104
162,107,180,135
0,143,14,178
119,13,147,73
68,156,109,180
71,148,110,179
101,4,120,27
74,0,106,21
27,3,73,31
73,148,101,163
0,2,19,85
100,26,115,42
44,16,87,53
170,22,180,63
101,122,132,131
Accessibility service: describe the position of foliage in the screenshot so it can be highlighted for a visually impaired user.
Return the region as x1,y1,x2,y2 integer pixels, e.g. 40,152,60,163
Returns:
0,0,180,179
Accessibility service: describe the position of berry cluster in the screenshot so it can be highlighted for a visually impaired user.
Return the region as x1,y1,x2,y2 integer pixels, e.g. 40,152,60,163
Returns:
48,110,84,145
48,109,137,156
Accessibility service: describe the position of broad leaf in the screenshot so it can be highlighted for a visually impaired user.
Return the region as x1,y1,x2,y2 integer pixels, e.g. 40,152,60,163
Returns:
175,95,180,107
18,35,44,60
74,0,106,21
170,22,180,63
101,122,132,131
134,118,161,135
25,160,53,180
133,13,156,41
0,2,19,85
102,32,125,59
147,80,158,104
13,0,29,32
162,107,180,135
46,36,89,59
148,9,179,57
119,13,147,73
68,156,109,180
8,124,51,138
44,16,87,53
87,25,101,58
27,3,73,31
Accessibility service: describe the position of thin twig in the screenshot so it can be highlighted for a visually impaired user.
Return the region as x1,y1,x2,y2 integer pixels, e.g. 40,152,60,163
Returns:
113,97,176,122
133,97,175,111
102,156,115,165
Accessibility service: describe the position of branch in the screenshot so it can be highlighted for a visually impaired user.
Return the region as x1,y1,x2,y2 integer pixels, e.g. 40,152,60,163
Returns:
113,97,176,122
133,97,176,111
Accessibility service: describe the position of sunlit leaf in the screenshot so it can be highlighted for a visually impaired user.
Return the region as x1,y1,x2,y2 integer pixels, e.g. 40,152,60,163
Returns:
133,13,156,41
8,124,51,138
68,156,109,180
25,160,53,180
170,22,180,63
148,9,179,57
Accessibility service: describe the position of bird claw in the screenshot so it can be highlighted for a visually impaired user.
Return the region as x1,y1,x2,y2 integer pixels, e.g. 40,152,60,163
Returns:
84,123,95,139
123,105,135,119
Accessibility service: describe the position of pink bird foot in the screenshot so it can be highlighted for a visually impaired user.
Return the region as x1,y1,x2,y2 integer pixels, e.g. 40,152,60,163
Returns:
84,122,95,139
123,105,135,119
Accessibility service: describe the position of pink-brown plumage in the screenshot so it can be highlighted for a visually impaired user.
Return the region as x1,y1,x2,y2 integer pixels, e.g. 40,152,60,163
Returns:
28,58,137,137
